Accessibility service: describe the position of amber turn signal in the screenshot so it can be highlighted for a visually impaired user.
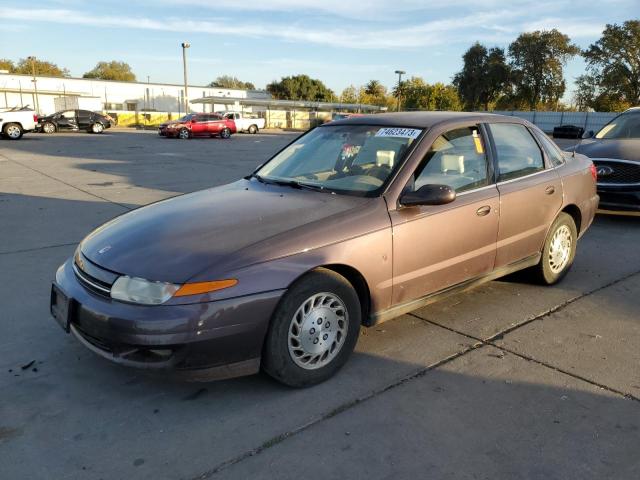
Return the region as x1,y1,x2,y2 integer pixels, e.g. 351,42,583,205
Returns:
174,279,238,297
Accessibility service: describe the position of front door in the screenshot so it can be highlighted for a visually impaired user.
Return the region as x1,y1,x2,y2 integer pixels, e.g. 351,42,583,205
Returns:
389,125,499,305
57,110,77,130
487,122,563,268
190,115,208,136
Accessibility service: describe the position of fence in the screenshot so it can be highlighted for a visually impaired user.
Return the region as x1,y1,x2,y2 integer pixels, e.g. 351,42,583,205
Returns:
489,111,619,134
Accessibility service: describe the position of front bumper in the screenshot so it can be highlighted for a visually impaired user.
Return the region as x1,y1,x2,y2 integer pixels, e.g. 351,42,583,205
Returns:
597,185,640,212
51,258,285,378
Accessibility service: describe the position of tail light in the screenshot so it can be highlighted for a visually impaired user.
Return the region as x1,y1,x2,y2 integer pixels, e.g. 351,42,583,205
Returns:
33,114,38,123
589,163,597,182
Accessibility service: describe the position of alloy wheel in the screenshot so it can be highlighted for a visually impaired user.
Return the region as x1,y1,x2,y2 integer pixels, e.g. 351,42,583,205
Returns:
548,224,572,273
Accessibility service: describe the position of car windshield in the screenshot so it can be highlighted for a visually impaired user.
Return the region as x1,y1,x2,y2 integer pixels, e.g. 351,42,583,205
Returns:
177,114,196,122
256,125,423,196
595,112,640,139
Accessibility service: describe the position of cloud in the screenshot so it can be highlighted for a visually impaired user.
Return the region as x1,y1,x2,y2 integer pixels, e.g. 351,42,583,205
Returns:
0,7,538,50
521,18,606,39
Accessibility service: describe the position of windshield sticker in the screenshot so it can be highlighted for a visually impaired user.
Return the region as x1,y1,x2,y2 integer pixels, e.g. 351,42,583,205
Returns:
375,128,422,139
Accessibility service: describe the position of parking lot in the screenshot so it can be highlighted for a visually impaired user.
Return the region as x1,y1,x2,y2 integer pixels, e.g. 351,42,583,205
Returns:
1,129,639,479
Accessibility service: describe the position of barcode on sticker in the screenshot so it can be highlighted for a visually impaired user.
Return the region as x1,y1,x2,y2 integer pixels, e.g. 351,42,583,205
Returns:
375,128,422,139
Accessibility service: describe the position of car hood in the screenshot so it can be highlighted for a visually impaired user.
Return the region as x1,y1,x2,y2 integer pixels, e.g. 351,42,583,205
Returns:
80,180,371,283
575,139,640,162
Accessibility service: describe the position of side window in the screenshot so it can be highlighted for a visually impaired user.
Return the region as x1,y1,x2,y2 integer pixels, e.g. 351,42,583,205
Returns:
536,133,565,167
489,123,545,181
62,111,75,119
411,126,489,193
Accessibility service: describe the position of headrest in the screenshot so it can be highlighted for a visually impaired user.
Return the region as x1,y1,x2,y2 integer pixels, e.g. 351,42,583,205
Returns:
441,154,464,173
376,150,395,167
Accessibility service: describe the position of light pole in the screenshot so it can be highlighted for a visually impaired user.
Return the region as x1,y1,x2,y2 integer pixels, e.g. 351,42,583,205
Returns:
27,56,40,114
181,42,190,113
394,70,405,112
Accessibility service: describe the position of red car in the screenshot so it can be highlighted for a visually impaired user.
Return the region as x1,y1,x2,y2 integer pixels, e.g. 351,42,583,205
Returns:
159,113,236,139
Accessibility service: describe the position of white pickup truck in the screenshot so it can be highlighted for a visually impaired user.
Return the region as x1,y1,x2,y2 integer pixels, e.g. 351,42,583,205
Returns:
0,107,38,140
219,112,265,134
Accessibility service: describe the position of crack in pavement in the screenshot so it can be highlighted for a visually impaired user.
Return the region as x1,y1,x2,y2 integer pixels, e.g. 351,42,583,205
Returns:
0,242,79,256
409,267,640,403
188,267,640,479
0,153,133,211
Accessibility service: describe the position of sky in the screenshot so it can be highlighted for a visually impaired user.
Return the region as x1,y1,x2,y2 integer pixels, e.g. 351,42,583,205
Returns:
0,0,636,100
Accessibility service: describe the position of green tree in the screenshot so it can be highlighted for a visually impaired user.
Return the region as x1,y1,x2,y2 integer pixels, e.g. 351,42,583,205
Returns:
453,43,510,110
340,85,358,103
364,80,386,97
83,61,136,81
13,57,69,77
574,74,631,112
0,58,14,72
508,29,579,109
266,74,334,101
582,20,640,107
208,75,255,90
399,77,461,111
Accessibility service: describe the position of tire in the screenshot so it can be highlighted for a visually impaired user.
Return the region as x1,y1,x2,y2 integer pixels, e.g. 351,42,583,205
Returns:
220,128,231,139
531,212,577,285
178,128,190,139
90,122,104,134
262,268,361,387
248,124,258,134
42,122,56,134
3,123,23,140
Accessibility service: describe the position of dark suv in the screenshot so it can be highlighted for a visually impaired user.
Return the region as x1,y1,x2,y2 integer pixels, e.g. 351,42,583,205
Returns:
38,109,114,134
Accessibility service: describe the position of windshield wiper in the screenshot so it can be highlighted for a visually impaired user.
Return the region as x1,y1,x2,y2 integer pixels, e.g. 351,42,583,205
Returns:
249,174,332,193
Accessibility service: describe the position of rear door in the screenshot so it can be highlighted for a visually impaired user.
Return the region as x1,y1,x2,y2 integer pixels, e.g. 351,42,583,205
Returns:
77,110,92,129
207,115,223,135
487,122,562,268
389,124,499,305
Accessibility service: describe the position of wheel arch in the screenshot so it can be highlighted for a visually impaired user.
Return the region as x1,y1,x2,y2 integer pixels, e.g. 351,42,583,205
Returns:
315,264,371,325
561,204,582,234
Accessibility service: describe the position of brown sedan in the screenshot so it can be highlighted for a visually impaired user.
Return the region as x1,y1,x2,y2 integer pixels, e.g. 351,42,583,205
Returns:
50,112,599,387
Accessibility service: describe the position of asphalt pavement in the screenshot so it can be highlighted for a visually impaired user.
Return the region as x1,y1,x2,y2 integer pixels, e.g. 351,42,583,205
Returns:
0,130,638,479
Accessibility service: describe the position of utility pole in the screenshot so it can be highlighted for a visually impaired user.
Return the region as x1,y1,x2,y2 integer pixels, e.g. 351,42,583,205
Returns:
181,42,190,113
28,56,40,114
394,70,405,112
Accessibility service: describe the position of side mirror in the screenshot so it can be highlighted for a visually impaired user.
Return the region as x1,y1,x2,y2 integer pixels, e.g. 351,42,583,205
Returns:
400,184,456,207
582,130,594,139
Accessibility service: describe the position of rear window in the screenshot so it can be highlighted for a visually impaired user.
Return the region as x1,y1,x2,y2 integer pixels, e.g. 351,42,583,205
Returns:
489,123,545,181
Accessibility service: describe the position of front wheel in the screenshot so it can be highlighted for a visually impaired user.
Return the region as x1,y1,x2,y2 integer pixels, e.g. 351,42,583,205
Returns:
3,123,23,140
178,128,190,139
531,212,577,285
220,128,231,139
262,268,361,387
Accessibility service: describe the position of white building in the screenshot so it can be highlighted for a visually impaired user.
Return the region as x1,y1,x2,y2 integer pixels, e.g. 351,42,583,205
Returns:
0,73,270,115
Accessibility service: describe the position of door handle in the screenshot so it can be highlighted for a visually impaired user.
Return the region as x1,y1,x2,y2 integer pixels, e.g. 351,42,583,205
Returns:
545,185,556,195
476,205,491,217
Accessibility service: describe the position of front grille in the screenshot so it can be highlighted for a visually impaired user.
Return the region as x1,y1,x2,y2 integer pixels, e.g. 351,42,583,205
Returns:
73,253,116,298
593,159,640,185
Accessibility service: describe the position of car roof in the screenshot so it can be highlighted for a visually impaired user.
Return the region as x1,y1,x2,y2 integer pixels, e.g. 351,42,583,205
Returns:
327,111,524,129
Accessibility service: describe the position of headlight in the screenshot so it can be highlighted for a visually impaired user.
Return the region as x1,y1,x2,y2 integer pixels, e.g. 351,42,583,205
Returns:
111,276,179,305
110,276,238,305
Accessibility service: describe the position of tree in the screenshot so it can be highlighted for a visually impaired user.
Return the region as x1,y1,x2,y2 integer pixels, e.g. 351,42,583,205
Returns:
0,58,14,72
364,80,385,97
208,75,255,90
574,73,631,112
398,77,461,111
266,74,334,101
453,43,510,110
582,20,640,107
13,57,69,77
340,85,358,103
83,61,136,81
508,29,579,109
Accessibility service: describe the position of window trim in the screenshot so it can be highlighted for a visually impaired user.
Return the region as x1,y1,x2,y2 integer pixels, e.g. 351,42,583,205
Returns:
406,123,494,196
485,122,547,183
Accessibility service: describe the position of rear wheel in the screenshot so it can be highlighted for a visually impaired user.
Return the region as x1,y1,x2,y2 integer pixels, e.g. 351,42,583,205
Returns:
42,122,56,134
262,269,361,387
178,128,190,139
531,212,577,285
220,127,231,139
3,123,23,140
248,124,258,134
90,122,104,134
